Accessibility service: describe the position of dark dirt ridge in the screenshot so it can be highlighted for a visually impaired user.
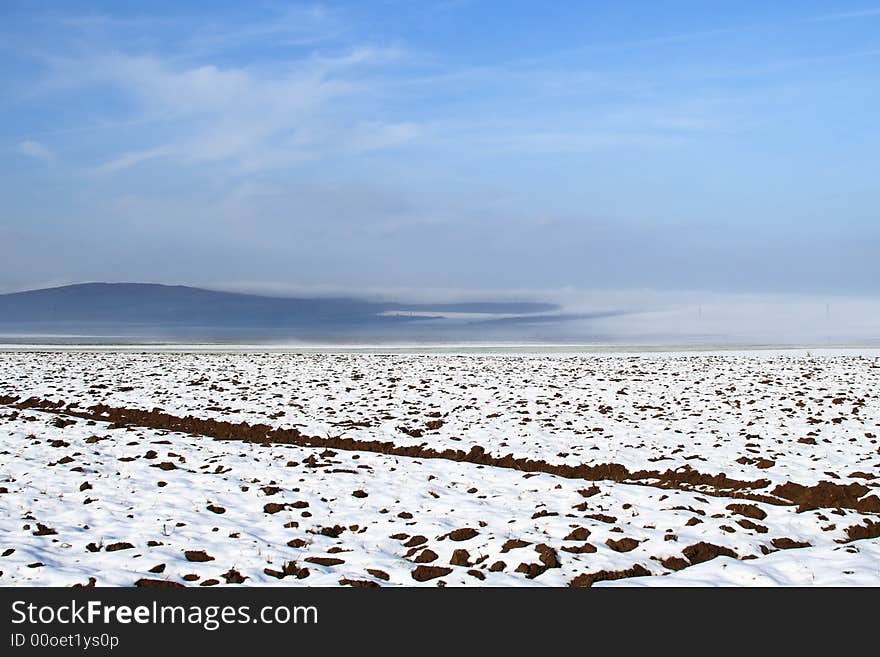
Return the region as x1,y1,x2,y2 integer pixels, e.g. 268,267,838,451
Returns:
4,393,880,588
2,394,880,516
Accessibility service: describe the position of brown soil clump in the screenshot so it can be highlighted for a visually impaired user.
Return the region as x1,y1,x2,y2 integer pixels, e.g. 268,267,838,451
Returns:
569,564,651,587
682,542,737,565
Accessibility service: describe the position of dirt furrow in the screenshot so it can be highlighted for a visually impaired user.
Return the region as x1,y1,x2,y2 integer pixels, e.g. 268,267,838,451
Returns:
2,393,879,514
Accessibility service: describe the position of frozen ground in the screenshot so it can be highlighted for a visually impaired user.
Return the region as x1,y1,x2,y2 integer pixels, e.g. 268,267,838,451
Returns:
1,350,878,587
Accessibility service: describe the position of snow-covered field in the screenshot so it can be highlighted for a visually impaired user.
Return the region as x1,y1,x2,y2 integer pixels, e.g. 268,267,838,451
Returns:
1,350,878,586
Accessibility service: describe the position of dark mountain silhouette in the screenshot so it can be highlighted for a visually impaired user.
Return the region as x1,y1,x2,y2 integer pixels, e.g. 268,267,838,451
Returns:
0,283,563,341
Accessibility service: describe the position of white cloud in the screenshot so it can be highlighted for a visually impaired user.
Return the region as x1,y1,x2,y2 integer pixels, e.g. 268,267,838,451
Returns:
17,140,54,163
185,5,343,53
350,121,421,152
810,7,880,22
75,47,409,175
87,145,173,175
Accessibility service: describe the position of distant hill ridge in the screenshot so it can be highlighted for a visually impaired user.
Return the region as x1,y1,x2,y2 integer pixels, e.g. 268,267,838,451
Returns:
0,283,559,337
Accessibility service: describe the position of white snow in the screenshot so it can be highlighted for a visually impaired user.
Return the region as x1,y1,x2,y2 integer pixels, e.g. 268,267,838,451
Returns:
1,350,878,586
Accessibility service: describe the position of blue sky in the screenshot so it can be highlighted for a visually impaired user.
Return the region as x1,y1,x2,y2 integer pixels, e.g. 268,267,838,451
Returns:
2,1,879,299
